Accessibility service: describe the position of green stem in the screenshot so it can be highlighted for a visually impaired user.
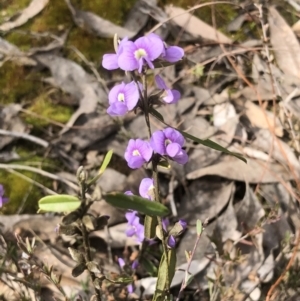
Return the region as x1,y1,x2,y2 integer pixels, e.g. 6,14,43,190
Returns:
140,73,171,291
80,182,102,301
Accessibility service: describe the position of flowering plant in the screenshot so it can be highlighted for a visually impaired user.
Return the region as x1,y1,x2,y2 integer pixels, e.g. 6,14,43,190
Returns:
37,32,245,301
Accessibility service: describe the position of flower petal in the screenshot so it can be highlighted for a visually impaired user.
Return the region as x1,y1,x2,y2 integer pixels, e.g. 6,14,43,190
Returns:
125,211,137,224
107,102,127,116
139,178,154,200
166,143,181,158
108,82,125,104
170,89,181,104
102,54,119,70
135,140,153,162
118,258,125,268
163,46,184,63
118,41,139,71
162,89,174,104
135,36,164,61
150,130,166,155
124,81,140,110
173,149,189,165
155,75,168,90
164,128,185,146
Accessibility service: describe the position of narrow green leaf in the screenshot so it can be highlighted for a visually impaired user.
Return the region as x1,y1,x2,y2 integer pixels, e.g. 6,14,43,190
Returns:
87,150,113,186
154,249,176,301
103,193,169,217
144,215,157,239
99,150,113,176
185,273,194,287
141,257,158,276
38,195,81,213
180,131,246,163
196,219,203,236
149,107,164,122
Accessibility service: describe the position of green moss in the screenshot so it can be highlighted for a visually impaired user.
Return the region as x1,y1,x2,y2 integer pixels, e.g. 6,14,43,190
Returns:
24,93,73,128
0,0,31,24
0,62,44,105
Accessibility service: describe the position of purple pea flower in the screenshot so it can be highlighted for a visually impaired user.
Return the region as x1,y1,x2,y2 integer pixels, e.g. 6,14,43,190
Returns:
118,35,164,73
162,218,170,232
167,235,176,248
102,37,129,70
150,128,188,165
125,211,144,243
131,260,139,270
107,81,141,116
0,185,8,208
155,75,180,104
118,258,126,269
124,191,134,196
161,45,184,63
179,219,187,231
124,139,153,169
139,178,155,200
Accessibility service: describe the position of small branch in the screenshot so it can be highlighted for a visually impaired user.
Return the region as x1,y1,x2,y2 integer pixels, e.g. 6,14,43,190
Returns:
0,129,49,148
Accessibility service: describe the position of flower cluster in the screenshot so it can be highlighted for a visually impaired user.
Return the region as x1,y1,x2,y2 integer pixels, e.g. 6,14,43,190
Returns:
102,33,184,73
102,34,189,258
0,185,8,208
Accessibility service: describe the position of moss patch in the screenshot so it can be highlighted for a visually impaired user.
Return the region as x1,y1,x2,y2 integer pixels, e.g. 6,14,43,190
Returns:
24,93,73,128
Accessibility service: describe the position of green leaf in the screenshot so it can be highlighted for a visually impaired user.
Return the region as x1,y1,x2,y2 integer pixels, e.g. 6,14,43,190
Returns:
144,215,157,239
87,150,113,186
38,195,81,213
99,149,113,176
154,249,176,301
141,257,158,276
180,131,246,163
149,107,164,122
196,219,203,236
103,193,169,217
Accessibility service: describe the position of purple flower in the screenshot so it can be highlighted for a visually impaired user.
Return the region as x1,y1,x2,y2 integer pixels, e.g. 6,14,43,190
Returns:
0,185,8,208
131,260,139,270
127,284,134,294
102,37,129,70
124,191,134,196
179,219,187,231
162,218,169,232
125,211,144,242
118,35,164,73
118,258,125,269
155,75,180,104
124,139,153,169
107,81,141,116
161,45,184,63
150,128,188,165
167,235,176,248
139,178,155,200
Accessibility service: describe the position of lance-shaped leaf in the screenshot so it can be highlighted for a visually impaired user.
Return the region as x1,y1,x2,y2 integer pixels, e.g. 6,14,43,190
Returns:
144,215,157,239
153,249,176,301
104,193,169,217
87,150,113,186
68,247,84,263
38,195,81,213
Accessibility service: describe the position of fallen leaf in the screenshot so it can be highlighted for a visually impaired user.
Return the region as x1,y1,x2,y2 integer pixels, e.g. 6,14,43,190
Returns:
65,0,136,39
234,98,283,137
0,0,50,32
186,157,293,183
165,5,232,44
269,6,300,78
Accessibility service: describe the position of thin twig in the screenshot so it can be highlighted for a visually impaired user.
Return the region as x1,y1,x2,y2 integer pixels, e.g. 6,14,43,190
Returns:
0,129,49,148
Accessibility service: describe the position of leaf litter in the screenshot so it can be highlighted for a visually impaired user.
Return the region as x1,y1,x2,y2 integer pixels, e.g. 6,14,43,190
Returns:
1,1,300,300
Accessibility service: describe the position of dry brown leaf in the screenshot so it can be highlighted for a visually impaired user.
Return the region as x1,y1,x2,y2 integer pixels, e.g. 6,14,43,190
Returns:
165,5,232,44
0,0,50,31
186,157,293,183
269,6,300,78
65,0,136,38
234,99,283,137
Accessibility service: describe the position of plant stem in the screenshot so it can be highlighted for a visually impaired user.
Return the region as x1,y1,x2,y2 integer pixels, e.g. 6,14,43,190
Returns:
80,182,102,301
175,226,205,301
